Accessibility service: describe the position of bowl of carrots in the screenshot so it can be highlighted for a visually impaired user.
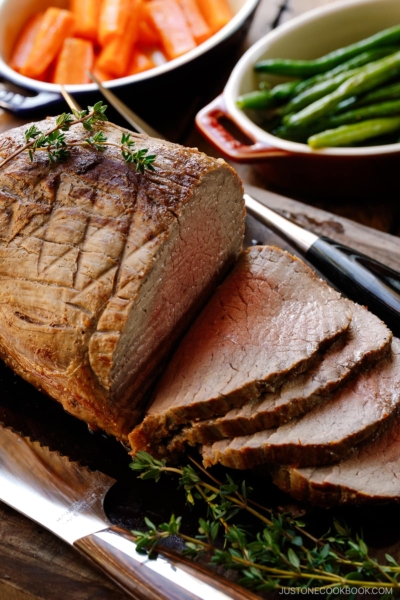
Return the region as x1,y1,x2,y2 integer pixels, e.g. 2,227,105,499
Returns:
196,0,400,199
0,0,259,98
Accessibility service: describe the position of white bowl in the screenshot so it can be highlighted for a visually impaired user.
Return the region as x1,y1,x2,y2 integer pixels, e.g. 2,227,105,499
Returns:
0,0,259,94
197,0,400,158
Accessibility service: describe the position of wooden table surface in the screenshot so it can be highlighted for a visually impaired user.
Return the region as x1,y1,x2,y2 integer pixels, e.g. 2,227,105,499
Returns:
0,1,399,599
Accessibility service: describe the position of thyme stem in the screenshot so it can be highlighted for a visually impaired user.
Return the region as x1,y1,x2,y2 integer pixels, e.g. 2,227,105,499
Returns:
0,103,156,174
0,111,97,170
130,451,400,594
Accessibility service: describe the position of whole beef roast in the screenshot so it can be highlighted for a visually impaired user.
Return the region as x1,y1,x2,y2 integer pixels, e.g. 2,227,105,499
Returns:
175,302,391,447
202,338,400,469
129,246,352,456
0,118,245,440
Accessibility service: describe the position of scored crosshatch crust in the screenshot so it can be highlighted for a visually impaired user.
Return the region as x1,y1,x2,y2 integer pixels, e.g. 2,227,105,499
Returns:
0,118,245,440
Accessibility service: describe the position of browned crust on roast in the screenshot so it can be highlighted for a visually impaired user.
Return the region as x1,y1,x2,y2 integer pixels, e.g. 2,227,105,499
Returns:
202,338,400,470
129,246,352,455
0,118,244,439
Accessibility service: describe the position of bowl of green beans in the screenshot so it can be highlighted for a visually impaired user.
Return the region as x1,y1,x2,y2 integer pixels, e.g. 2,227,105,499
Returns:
196,0,400,198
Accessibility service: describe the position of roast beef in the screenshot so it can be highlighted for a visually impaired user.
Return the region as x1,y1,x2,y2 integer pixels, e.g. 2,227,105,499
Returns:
174,302,391,447
0,118,245,440
272,393,400,506
129,246,352,455
202,338,400,469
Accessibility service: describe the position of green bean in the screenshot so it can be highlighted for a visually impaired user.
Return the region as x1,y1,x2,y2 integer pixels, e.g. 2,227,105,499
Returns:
292,47,399,95
333,97,358,112
239,49,399,113
322,99,400,127
354,81,400,106
270,80,300,100
254,25,400,76
236,80,299,110
280,67,363,117
286,50,400,127
236,90,276,109
277,99,400,141
308,116,400,148
273,125,316,142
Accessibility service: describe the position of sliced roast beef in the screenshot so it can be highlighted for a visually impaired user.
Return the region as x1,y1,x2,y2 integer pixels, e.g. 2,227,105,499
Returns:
202,338,400,469
175,303,391,447
129,246,352,455
272,402,400,507
0,119,245,440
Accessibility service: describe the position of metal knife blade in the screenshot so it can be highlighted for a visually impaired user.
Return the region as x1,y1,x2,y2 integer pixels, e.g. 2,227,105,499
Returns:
0,425,113,544
0,424,259,600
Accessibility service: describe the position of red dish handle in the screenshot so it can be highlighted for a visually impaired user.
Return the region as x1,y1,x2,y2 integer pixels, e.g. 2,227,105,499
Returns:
196,95,289,162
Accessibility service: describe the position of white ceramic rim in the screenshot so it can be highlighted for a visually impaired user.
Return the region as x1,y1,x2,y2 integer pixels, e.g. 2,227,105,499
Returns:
0,0,259,93
224,0,400,157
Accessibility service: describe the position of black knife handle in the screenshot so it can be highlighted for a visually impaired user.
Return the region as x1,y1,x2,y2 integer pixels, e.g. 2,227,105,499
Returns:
307,236,400,336
74,527,259,600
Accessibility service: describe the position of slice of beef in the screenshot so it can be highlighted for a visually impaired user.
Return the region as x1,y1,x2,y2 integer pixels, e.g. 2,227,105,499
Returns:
176,303,391,447
202,338,400,470
272,401,400,507
0,118,245,441
129,246,352,455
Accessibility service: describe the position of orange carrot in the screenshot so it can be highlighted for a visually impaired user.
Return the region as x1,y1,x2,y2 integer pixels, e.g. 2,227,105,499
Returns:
53,38,94,84
97,0,142,77
92,60,114,82
128,49,156,75
21,8,75,79
177,0,211,44
137,5,160,47
98,0,131,46
147,0,196,60
10,13,44,73
196,0,233,34
70,0,101,41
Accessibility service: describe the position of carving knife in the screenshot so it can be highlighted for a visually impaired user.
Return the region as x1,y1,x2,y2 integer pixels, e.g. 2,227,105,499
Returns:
0,423,259,600
80,77,400,337
244,194,400,337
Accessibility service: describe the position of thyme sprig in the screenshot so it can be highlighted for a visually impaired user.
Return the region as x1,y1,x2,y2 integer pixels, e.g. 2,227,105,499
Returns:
0,102,156,173
129,451,399,597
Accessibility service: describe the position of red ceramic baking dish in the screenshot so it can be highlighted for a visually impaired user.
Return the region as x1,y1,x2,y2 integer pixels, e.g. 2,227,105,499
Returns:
196,0,400,200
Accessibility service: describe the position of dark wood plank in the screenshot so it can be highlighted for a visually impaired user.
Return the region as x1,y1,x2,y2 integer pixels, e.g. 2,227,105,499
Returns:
0,503,129,600
246,183,400,271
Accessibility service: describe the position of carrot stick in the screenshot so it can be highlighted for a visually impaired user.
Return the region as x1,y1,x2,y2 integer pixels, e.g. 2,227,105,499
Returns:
147,0,196,60
97,0,142,77
21,8,75,79
98,0,131,46
128,49,156,75
196,0,233,34
137,5,160,47
177,0,211,44
70,0,101,41
10,13,44,73
92,60,114,82
53,38,94,84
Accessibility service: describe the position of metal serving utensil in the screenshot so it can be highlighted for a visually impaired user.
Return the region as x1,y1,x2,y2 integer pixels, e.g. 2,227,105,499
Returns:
0,422,259,600
88,71,165,139
64,82,400,335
